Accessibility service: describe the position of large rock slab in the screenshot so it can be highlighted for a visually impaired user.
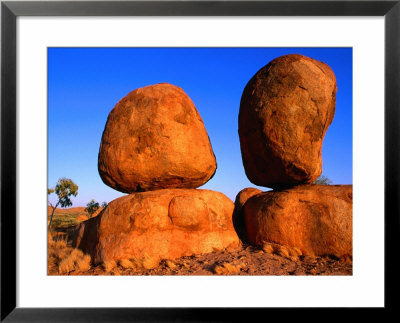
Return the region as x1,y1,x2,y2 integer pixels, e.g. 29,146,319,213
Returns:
98,83,217,193
73,189,240,267
244,185,352,258
239,54,337,188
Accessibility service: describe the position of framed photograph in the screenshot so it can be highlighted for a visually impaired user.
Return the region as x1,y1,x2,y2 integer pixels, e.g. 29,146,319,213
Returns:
1,0,399,320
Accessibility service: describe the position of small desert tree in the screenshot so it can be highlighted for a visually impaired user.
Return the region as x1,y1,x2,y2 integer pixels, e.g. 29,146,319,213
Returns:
313,174,332,185
48,178,78,228
101,201,108,208
85,199,100,218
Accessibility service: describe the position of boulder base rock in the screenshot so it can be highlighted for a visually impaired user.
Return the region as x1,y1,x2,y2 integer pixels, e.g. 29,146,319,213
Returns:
232,187,263,242
73,189,240,267
244,185,352,257
98,83,216,193
239,54,337,188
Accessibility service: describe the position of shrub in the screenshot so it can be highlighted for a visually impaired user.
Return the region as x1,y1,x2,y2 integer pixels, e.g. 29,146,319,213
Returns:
313,175,332,185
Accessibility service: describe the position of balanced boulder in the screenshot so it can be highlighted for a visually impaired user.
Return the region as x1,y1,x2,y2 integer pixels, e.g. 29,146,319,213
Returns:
73,189,240,267
243,185,352,258
98,83,216,193
238,54,337,188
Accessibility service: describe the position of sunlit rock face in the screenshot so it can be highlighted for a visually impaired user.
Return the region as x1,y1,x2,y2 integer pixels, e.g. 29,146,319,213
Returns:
239,54,337,189
73,189,240,267
244,184,353,258
98,83,216,193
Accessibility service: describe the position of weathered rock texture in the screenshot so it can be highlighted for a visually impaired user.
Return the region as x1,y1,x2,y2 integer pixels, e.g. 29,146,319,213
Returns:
232,187,263,242
98,83,216,193
73,189,240,267
244,185,352,258
239,54,337,188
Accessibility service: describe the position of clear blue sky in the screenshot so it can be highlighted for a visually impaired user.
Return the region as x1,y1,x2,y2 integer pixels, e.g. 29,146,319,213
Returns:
48,47,352,207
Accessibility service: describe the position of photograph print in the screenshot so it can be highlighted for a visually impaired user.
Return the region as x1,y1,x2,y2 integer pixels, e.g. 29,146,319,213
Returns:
47,47,352,276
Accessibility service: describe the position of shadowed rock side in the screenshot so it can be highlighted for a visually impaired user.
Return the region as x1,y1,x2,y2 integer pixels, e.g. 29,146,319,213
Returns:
98,83,217,193
73,189,240,267
244,185,352,258
232,187,263,243
239,54,337,189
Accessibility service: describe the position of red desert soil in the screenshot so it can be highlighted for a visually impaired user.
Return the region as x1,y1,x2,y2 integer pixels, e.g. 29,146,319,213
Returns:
48,239,352,276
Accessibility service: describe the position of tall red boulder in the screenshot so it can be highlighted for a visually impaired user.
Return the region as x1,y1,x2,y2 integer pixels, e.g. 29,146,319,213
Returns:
239,54,337,188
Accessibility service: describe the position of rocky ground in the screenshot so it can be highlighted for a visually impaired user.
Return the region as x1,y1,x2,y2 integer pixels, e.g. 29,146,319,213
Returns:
48,236,352,276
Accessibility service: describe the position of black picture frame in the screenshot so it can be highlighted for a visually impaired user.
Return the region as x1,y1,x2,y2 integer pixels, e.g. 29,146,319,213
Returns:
1,0,399,321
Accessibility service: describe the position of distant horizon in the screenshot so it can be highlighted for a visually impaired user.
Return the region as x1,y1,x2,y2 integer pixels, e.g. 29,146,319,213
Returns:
48,47,352,207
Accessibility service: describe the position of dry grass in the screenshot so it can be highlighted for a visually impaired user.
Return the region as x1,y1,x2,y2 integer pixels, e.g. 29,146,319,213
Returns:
48,230,91,275
214,262,242,275
58,256,76,274
289,247,303,257
103,259,117,273
262,243,274,254
118,259,136,270
287,247,302,261
131,254,160,270
166,260,176,270
57,249,92,275
142,256,160,269
76,255,91,272
54,240,67,249
48,232,55,247
276,245,290,258
262,242,303,261
48,231,68,249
